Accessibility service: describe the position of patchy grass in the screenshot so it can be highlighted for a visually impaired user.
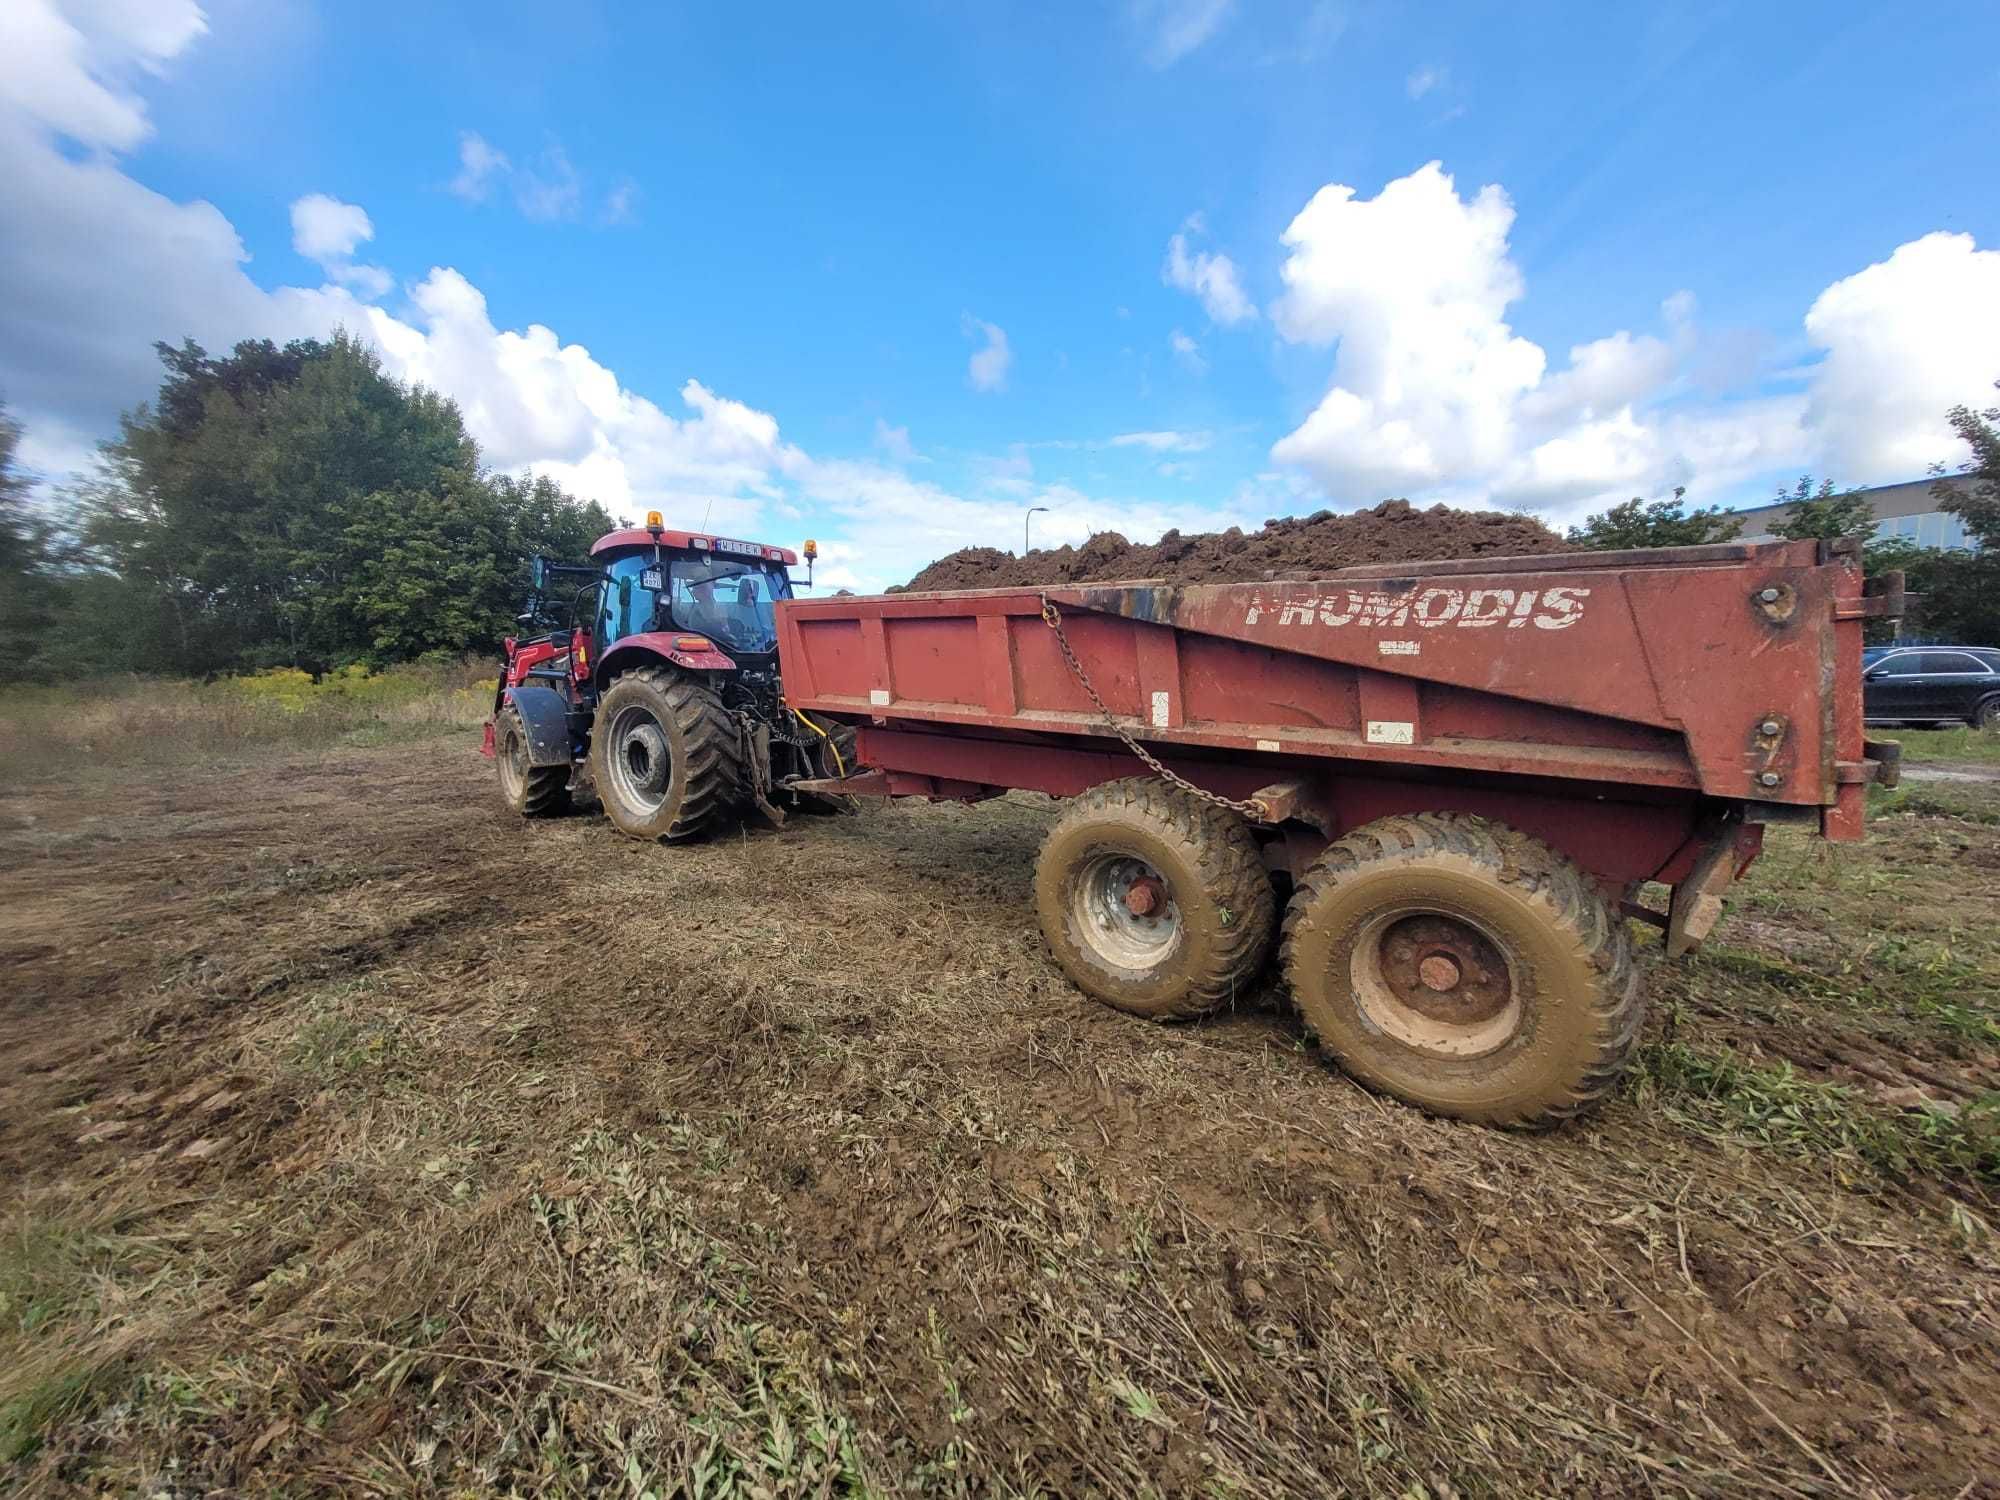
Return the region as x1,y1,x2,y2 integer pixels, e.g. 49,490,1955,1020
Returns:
3,736,1999,1494
1889,725,2000,765
1633,1042,2000,1187
0,660,495,780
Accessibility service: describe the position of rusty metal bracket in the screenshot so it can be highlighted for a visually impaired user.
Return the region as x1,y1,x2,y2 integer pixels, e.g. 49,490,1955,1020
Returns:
1862,737,1901,789
1667,827,1745,958
1244,780,1335,832
787,768,894,797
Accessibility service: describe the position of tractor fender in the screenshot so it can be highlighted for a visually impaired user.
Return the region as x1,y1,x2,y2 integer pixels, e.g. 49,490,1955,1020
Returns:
595,632,738,689
502,683,574,767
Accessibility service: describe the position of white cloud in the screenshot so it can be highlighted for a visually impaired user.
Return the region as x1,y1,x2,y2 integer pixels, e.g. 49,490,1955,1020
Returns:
1133,0,1235,68
1802,232,2000,483
963,314,1012,393
602,177,639,227
0,0,206,152
1163,214,1256,325
516,143,582,223
448,130,510,204
290,193,369,261
1406,64,1444,100
288,193,392,298
1270,162,1543,493
873,418,919,464
1168,328,1206,373
1267,162,1813,518
1110,430,1212,453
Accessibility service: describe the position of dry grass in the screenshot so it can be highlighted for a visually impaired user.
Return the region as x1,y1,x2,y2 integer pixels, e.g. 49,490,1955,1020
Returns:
0,663,494,780
1,734,1997,1496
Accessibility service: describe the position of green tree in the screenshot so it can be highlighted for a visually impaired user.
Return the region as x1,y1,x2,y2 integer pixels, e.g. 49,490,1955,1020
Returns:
1566,487,1745,549
76,334,611,673
1768,476,1877,542
1934,381,2000,546
0,401,68,680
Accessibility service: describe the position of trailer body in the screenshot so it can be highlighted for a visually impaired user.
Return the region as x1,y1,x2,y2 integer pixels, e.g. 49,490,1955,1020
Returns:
777,537,1898,949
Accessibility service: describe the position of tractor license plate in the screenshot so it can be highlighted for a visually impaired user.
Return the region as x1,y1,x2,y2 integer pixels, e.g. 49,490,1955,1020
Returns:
641,567,664,589
713,539,761,557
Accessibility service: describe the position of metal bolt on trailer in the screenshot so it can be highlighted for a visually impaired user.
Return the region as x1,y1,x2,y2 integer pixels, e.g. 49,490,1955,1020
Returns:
771,536,1902,1128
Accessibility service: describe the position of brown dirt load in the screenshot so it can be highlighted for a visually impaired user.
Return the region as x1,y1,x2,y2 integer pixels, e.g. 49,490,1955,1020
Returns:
1033,777,1276,1019
493,703,572,817
900,496,1576,591
588,665,745,840
1281,811,1642,1127
3,737,1999,1495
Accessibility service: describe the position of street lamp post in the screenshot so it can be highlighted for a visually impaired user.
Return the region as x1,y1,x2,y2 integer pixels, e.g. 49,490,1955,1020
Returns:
1025,505,1050,555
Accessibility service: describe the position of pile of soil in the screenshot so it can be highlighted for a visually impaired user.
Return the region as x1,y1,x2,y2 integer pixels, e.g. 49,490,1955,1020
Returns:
900,498,1577,592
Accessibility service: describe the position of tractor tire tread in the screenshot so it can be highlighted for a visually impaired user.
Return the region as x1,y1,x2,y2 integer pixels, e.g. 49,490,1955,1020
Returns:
596,666,747,842
497,703,572,818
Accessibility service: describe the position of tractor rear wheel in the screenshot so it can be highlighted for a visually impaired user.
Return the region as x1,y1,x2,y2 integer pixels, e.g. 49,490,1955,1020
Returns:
1034,777,1276,1020
589,667,745,842
1279,812,1641,1128
495,704,572,817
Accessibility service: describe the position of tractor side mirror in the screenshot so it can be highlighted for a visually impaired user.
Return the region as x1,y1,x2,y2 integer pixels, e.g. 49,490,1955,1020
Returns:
529,556,547,590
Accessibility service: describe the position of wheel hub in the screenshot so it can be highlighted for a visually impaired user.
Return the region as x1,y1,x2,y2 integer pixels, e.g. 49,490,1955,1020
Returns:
623,723,670,794
1072,854,1181,970
1124,874,1167,917
1355,912,1520,1057
606,703,675,814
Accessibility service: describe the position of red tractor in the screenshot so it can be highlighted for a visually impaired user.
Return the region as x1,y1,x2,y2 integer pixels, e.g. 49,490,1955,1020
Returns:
482,512,854,839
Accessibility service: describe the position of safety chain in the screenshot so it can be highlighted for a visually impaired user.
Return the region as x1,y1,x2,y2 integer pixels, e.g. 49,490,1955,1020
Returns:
1037,594,1266,821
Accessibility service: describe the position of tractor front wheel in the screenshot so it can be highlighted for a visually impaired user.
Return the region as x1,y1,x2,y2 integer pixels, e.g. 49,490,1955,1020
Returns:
589,667,745,842
495,704,572,817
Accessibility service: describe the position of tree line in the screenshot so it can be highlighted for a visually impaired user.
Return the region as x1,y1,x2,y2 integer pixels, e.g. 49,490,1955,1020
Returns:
1565,391,2000,644
0,334,612,681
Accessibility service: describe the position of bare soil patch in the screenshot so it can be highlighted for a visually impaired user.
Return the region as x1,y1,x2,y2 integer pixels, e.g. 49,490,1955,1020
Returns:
2,740,1997,1497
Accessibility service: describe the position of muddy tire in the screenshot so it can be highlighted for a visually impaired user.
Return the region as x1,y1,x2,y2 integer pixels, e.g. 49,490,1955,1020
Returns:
1034,778,1276,1020
495,704,572,817
1280,812,1640,1128
589,667,745,842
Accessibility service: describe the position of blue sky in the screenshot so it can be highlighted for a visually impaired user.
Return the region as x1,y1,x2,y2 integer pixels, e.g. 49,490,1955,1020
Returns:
4,0,1997,588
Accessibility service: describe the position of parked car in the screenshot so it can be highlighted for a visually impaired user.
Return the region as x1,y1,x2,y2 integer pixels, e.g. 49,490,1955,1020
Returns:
1862,645,2000,728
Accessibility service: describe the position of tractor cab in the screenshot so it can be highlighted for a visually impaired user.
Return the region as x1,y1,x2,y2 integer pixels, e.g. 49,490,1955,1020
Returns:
588,522,798,666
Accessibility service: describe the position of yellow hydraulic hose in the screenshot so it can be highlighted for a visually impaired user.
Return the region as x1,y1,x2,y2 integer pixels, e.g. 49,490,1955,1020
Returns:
786,705,847,778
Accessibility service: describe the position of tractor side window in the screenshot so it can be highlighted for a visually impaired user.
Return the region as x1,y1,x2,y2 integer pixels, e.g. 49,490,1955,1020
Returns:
668,559,789,653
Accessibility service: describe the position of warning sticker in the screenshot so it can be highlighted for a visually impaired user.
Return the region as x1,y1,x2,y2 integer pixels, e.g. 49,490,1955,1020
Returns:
1366,720,1415,746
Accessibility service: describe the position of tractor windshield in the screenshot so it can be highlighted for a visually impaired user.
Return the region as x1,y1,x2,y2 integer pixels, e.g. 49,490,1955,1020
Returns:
666,556,790,653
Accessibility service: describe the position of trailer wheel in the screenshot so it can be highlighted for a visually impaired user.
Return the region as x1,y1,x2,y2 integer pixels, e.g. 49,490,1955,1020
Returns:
1280,812,1640,1127
495,704,572,817
589,667,744,842
1034,778,1276,1020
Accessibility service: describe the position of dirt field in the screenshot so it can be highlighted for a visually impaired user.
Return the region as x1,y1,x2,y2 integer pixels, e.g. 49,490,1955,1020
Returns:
4,730,1998,1497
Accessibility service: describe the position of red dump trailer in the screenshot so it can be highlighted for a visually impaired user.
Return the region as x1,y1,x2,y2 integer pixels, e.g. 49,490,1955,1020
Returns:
775,537,1901,1127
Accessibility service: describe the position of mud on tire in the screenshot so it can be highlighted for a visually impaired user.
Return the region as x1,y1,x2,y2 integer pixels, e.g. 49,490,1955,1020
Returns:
1280,811,1641,1128
1034,777,1277,1020
495,703,572,817
589,667,746,842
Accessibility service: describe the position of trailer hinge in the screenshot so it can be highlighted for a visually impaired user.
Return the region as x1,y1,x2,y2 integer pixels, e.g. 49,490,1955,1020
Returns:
1861,737,1901,789
1831,568,1905,622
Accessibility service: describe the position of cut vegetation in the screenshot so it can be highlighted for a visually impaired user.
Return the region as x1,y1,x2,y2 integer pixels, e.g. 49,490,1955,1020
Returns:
2,698,1997,1496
